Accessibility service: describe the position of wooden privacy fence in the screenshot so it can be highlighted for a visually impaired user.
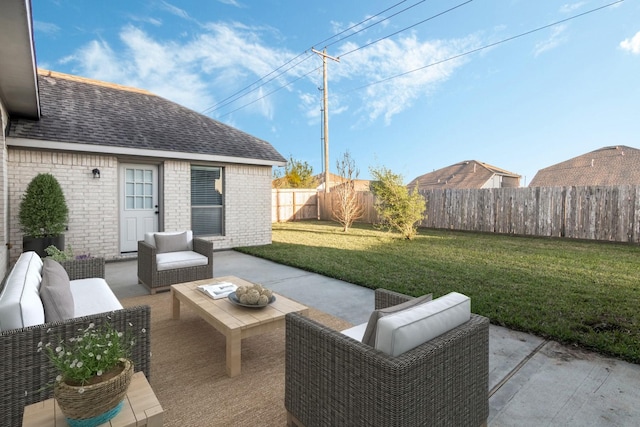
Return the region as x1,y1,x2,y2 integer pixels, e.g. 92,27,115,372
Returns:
274,186,640,243
272,189,318,222
420,186,640,243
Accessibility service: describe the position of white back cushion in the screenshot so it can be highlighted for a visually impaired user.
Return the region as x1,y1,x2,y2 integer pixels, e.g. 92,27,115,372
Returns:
375,292,471,357
0,252,45,331
144,230,193,250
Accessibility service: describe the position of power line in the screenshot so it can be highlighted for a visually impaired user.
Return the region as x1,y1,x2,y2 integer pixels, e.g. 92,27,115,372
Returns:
315,0,414,48
205,53,314,114
340,0,473,58
219,65,322,118
202,0,421,116
346,0,625,93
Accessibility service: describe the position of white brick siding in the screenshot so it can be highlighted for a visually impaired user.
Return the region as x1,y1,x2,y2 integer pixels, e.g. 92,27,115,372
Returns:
0,102,8,278
163,160,191,231
8,149,119,261
7,149,273,261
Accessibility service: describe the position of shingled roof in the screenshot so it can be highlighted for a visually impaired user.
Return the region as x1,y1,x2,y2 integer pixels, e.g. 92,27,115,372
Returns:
8,70,285,165
407,160,521,191
529,146,640,187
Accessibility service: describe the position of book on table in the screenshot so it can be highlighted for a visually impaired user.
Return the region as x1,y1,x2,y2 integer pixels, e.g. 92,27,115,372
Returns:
197,282,238,299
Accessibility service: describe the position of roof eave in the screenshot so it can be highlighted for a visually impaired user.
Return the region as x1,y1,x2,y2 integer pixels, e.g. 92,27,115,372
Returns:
7,137,287,167
0,0,40,118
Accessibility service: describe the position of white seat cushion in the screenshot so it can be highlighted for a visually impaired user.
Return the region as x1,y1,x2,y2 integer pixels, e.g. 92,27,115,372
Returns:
156,250,209,271
0,251,45,331
71,278,123,317
375,292,471,357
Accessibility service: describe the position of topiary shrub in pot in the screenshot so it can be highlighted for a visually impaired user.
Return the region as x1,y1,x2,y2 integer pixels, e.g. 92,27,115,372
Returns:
19,173,69,256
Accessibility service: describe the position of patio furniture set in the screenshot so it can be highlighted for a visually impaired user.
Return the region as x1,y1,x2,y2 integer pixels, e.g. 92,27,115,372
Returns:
0,229,489,426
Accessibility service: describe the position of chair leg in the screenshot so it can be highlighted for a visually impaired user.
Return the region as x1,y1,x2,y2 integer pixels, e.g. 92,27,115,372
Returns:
287,412,304,427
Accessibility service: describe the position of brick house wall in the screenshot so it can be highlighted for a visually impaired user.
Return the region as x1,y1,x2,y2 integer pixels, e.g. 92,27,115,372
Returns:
0,101,8,278
8,149,119,261
7,149,273,262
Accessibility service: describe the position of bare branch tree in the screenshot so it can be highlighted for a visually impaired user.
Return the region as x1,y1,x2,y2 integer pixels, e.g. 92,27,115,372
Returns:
333,151,364,232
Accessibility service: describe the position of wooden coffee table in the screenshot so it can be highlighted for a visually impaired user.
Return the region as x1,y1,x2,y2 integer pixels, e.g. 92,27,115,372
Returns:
171,276,308,377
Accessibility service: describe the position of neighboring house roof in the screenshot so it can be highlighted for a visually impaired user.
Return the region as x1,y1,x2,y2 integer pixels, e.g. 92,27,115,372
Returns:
315,172,371,192
8,70,286,166
0,0,40,118
529,145,640,187
407,160,521,191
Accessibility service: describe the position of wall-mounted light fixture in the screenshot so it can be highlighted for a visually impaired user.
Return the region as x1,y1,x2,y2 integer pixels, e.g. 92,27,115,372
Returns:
92,168,101,179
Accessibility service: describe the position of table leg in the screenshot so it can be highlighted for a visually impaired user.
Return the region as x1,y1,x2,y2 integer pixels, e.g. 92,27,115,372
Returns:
226,329,242,377
171,289,180,320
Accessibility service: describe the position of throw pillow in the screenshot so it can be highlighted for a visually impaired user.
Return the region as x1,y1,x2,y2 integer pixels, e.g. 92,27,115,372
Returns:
155,231,190,253
40,259,75,322
361,293,433,347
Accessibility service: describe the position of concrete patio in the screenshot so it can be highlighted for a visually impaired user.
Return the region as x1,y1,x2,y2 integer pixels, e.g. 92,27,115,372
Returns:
107,250,640,427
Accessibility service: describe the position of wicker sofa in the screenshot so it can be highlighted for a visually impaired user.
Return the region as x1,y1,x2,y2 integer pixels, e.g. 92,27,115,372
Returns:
0,253,151,426
137,230,214,294
285,289,490,427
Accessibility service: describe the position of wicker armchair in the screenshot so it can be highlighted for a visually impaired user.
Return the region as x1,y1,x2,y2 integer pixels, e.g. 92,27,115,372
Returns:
0,260,151,427
285,289,489,427
138,233,213,294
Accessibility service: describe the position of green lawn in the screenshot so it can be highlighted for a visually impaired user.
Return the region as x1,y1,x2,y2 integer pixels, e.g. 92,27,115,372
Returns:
237,221,640,364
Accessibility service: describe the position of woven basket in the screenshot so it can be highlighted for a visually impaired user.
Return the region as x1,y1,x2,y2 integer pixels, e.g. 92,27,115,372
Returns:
54,358,133,426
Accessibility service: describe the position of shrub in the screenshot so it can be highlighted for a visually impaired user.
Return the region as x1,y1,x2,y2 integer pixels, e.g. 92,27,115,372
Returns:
370,166,426,240
19,173,68,238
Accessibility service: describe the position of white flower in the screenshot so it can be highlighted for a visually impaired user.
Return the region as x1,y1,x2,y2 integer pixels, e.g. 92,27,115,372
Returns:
141,328,146,333
37,342,43,347
76,361,83,368
56,375,62,382
78,388,85,394
88,323,95,329
97,370,103,376
55,346,62,353
96,354,102,360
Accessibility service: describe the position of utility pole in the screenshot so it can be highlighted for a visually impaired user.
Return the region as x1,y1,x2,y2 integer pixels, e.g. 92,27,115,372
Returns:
312,47,339,193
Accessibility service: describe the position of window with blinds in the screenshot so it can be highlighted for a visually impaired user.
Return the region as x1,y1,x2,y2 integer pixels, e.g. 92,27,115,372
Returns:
191,166,224,236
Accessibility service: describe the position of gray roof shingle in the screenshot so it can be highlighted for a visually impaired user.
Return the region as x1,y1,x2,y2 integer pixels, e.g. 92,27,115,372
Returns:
8,70,285,164
407,160,520,190
529,146,640,187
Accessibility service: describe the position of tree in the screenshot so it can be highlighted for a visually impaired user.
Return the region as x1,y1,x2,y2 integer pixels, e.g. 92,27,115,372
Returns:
332,151,364,232
272,155,318,188
369,166,426,240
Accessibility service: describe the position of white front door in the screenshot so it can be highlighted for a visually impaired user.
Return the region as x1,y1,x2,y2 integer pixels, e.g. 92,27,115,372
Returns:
119,164,159,252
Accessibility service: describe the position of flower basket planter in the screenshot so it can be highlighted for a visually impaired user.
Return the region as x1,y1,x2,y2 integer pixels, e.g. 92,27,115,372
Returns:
54,358,133,427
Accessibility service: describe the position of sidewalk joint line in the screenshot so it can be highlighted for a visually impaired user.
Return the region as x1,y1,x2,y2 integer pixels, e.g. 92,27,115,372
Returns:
489,339,548,397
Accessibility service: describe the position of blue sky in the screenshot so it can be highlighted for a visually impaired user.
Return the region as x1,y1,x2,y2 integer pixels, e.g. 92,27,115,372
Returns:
33,0,640,185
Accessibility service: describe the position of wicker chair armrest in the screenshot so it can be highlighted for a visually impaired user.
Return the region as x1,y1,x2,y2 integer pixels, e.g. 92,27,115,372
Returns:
285,311,489,427
374,288,414,309
137,240,157,285
0,305,151,427
193,238,214,265
60,257,106,280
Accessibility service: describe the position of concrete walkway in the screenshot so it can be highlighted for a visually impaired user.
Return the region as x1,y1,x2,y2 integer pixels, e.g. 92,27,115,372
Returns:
106,250,640,427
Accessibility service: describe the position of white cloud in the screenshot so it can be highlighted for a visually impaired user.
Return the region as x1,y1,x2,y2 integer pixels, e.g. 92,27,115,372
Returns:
620,31,640,54
533,24,568,57
160,1,190,20
218,0,244,7
60,18,477,126
321,33,479,124
34,21,60,35
559,2,585,14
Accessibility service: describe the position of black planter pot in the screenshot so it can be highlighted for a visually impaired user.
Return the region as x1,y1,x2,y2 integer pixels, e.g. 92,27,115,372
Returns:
23,235,65,257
